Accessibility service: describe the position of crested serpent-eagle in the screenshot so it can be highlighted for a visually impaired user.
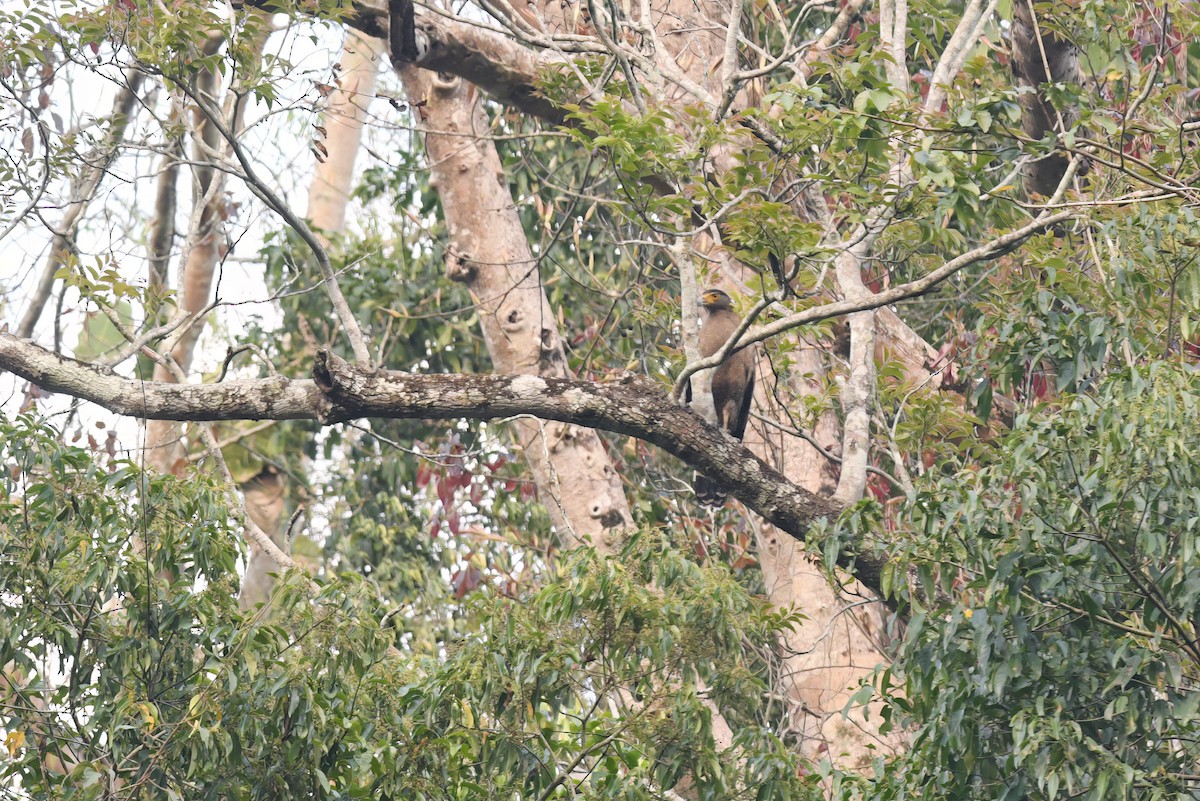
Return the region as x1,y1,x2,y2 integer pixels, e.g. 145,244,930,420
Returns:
688,288,756,505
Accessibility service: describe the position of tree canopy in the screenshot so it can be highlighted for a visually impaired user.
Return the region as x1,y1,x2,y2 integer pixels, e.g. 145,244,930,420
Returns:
2,0,1200,797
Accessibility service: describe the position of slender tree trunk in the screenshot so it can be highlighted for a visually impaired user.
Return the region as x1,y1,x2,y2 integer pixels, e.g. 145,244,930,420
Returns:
147,112,183,329
145,61,227,475
134,22,283,608
16,71,145,340
145,25,269,475
307,30,385,234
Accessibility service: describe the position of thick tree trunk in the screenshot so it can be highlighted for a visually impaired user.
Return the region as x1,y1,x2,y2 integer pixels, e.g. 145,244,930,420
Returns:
395,66,632,548
608,0,897,761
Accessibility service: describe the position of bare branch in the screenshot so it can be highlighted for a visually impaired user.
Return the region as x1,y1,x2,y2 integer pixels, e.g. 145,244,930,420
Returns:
672,209,1076,394
923,0,998,115
0,333,893,598
183,84,374,367
718,0,746,113
15,70,146,339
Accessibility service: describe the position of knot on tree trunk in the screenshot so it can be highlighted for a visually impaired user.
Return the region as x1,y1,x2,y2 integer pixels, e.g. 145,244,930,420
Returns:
445,251,476,282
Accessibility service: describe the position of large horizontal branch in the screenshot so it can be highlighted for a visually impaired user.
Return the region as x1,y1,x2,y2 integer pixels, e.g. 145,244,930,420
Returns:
346,0,569,124
0,332,887,597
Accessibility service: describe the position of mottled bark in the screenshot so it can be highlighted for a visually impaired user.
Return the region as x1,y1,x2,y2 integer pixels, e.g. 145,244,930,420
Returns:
343,0,572,123
395,66,632,548
0,333,903,596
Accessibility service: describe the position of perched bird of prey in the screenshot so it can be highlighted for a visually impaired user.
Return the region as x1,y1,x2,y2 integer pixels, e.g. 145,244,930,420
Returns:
689,288,755,505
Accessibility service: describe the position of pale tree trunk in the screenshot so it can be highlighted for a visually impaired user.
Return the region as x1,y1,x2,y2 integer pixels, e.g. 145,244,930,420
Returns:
711,256,899,767
752,363,901,767
133,23,285,607
240,29,387,610
147,130,181,327
585,0,897,765
237,469,288,610
395,65,632,549
485,0,898,763
145,24,269,476
392,62,737,793
308,30,386,234
145,56,229,476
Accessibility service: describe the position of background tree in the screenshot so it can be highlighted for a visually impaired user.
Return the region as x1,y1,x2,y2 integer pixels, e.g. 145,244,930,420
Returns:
1,0,1200,797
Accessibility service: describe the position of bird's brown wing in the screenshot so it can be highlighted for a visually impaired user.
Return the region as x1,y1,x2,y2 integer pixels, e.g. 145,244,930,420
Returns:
711,344,754,439
729,359,754,440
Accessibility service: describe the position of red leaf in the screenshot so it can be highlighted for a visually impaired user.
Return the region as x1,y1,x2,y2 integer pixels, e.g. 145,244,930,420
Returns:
1030,371,1049,400
731,555,758,571
867,474,890,501
451,566,482,599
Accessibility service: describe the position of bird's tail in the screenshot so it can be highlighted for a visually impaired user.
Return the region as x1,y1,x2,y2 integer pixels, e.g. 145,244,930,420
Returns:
693,472,727,506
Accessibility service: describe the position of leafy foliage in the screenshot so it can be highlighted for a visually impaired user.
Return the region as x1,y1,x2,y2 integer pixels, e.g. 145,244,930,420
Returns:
0,416,812,799
5,0,1200,796
847,365,1200,801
